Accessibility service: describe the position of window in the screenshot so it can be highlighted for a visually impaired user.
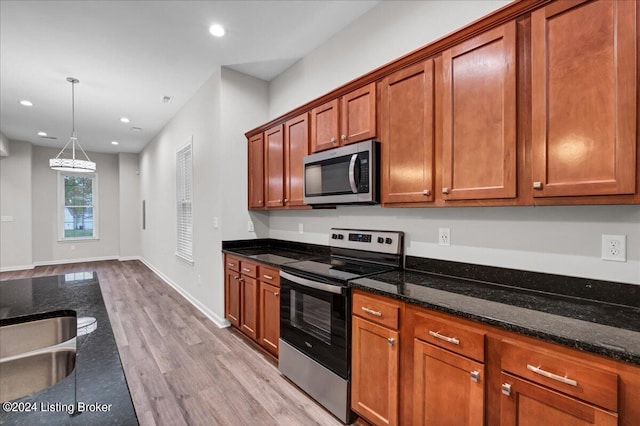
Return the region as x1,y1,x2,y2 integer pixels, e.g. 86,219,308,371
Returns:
176,141,193,263
58,172,98,240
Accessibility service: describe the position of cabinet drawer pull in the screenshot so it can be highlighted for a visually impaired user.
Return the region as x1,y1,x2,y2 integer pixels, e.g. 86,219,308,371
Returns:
387,338,395,346
263,274,274,280
242,267,251,272
428,330,460,345
470,371,480,383
361,307,382,317
228,262,236,267
527,364,578,387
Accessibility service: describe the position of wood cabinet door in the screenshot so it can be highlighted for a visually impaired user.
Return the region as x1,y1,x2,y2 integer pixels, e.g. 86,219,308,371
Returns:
351,316,399,426
341,82,376,145
310,98,339,153
259,282,280,356
284,113,309,207
413,339,484,426
248,133,265,209
380,60,435,204
500,373,617,426
531,0,636,197
441,21,517,201
240,276,258,340
225,270,241,328
264,124,285,208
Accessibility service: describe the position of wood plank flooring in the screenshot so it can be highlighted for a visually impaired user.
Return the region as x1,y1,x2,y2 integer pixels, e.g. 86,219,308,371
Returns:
1,260,343,426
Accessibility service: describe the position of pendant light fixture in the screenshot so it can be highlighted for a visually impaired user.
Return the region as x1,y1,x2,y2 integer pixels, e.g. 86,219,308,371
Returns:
49,77,96,172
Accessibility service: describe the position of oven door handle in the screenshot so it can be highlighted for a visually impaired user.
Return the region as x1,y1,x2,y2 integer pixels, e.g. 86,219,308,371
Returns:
280,271,344,295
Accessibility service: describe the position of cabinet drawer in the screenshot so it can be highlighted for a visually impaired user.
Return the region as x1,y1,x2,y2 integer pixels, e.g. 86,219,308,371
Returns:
413,311,485,362
225,255,241,272
239,260,258,278
353,292,400,330
501,340,618,412
259,266,280,287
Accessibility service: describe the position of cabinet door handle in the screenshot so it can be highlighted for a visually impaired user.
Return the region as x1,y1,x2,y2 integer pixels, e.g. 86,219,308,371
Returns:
470,371,480,383
422,189,431,196
258,199,262,204
233,275,240,280
242,267,251,272
341,134,347,141
428,330,460,345
274,292,279,297
387,338,395,346
284,198,288,203
533,181,543,190
361,307,382,317
331,137,337,143
501,383,511,396
263,274,274,280
442,187,450,194
527,364,578,387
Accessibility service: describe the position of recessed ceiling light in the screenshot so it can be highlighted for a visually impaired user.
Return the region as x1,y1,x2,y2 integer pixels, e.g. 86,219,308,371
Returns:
209,24,225,37
120,117,130,123
162,96,173,104
37,131,47,136
111,141,119,145
20,100,33,106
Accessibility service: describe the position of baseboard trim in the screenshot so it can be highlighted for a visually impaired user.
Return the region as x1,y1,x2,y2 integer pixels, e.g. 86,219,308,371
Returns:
118,256,142,261
33,256,120,267
0,263,35,272
139,257,230,329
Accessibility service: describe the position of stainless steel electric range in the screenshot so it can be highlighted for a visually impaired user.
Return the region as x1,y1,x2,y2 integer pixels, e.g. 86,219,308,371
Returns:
278,228,404,423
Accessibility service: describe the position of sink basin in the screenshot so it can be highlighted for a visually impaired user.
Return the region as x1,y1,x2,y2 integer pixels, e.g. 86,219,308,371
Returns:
0,346,76,402
0,315,76,358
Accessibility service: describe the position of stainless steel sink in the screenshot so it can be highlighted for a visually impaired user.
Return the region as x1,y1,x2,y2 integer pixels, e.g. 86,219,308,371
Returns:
0,345,76,402
0,316,76,358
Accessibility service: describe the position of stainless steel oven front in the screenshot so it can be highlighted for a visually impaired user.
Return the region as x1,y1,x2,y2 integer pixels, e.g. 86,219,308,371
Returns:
278,270,354,423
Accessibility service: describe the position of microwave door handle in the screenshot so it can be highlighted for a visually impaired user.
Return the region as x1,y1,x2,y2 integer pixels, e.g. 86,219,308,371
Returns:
348,154,358,193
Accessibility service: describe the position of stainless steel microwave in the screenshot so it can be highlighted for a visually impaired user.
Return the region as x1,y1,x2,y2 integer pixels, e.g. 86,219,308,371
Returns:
303,139,379,205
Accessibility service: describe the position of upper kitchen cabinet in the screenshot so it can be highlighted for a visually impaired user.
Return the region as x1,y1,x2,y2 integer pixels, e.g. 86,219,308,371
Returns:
284,113,309,207
441,21,517,201
310,83,376,153
264,124,285,208
380,60,435,205
248,133,265,210
531,0,637,198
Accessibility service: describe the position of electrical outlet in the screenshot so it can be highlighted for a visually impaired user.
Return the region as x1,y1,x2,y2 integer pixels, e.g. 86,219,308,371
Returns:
439,228,451,246
602,234,626,262
247,220,254,232
298,223,304,234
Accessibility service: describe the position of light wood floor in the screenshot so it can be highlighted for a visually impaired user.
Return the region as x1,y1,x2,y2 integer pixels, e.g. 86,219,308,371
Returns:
1,260,344,426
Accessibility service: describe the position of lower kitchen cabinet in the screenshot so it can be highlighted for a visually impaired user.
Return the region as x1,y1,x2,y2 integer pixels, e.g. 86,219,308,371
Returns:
351,291,400,426
259,272,280,356
413,340,484,425
499,373,617,426
224,254,281,357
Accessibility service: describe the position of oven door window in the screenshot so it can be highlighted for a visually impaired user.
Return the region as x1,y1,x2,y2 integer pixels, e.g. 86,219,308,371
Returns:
290,291,332,344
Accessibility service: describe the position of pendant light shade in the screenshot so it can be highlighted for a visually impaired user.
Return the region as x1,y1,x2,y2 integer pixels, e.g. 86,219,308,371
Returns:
49,77,96,173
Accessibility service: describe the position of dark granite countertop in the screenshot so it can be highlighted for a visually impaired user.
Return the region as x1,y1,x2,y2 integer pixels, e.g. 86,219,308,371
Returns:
0,273,138,425
222,238,329,267
351,269,640,366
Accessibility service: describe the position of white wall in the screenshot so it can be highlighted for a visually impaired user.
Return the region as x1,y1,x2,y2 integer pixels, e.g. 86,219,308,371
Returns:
31,146,121,264
266,0,640,285
118,153,141,258
269,0,511,118
0,140,32,269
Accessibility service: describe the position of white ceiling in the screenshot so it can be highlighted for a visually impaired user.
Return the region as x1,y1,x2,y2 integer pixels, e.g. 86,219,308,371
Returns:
0,0,380,154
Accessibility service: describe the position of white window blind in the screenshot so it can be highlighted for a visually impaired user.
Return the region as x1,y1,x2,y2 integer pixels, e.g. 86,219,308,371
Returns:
176,142,193,263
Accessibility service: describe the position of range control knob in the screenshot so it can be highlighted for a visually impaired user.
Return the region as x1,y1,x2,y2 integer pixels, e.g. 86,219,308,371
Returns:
332,233,338,239
377,237,384,244
385,238,393,244
337,234,344,240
